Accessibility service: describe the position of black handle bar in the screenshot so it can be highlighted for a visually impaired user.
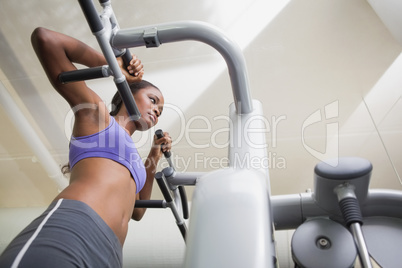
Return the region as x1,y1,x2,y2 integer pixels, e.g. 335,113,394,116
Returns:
155,129,189,220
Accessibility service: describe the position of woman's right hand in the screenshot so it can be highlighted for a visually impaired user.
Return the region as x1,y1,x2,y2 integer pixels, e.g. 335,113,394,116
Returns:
117,54,144,83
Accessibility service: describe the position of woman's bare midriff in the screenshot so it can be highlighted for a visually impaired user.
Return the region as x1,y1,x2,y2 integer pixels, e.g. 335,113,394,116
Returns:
54,158,137,245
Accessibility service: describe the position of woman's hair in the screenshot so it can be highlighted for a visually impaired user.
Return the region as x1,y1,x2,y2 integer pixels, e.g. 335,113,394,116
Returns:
61,163,71,175
62,80,160,175
109,80,159,116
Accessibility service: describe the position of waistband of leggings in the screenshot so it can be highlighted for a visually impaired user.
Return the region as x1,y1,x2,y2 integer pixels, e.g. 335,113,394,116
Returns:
49,198,122,253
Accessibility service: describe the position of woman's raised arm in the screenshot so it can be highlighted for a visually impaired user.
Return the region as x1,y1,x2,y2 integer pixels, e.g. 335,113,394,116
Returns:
31,27,106,108
31,27,144,108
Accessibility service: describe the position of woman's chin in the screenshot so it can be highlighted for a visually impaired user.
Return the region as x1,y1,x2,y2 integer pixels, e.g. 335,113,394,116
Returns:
134,118,151,131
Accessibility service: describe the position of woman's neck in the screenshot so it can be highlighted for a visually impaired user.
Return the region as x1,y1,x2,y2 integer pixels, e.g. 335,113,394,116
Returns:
113,113,136,135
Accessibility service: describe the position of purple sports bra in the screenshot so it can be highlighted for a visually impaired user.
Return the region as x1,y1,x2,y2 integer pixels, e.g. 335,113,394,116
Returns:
69,116,146,193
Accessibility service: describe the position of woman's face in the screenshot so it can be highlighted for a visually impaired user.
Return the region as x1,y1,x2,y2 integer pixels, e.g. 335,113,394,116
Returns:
133,86,164,131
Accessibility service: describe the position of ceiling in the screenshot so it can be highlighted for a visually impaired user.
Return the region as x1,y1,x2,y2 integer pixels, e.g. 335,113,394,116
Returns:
0,0,401,207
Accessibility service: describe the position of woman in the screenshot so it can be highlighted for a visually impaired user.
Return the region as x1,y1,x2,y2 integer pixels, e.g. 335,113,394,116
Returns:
0,27,171,267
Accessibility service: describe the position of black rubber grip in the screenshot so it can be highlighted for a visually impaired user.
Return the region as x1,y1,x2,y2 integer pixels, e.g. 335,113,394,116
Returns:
339,197,363,226
121,49,133,68
179,186,189,220
78,0,104,33
135,200,165,208
155,129,172,158
155,172,173,203
155,129,164,139
59,67,106,83
178,223,187,241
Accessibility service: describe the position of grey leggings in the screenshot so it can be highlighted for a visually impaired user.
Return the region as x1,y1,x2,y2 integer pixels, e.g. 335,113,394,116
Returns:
0,199,122,268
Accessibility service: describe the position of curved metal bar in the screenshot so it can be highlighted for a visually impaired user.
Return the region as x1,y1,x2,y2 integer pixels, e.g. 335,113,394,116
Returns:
112,21,253,114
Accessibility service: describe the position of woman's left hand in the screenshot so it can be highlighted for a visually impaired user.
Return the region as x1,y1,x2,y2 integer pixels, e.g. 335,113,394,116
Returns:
151,131,172,159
